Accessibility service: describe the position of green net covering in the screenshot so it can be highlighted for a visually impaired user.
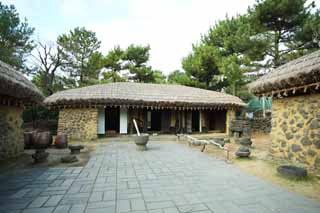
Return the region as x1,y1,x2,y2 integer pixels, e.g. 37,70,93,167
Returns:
247,97,272,112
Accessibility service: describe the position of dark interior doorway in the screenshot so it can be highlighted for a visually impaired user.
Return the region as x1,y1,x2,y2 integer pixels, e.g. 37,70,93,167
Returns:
105,107,120,133
150,110,161,131
208,110,227,132
192,111,199,132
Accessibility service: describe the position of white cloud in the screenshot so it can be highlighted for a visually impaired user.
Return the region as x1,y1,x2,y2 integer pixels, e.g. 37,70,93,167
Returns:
89,0,255,74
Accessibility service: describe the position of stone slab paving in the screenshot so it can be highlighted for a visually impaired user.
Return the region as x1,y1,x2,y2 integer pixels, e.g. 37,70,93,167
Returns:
0,142,319,213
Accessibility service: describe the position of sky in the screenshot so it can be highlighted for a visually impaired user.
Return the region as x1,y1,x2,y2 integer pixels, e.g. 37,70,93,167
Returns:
4,0,260,74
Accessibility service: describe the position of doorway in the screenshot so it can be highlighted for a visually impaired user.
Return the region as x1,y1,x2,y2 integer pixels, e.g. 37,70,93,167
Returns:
192,111,199,132
208,110,227,132
149,110,161,131
105,107,120,133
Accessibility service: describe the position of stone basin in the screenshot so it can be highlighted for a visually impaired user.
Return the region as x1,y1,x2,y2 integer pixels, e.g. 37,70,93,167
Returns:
133,134,149,150
277,165,307,179
69,145,84,154
235,146,251,157
61,155,78,163
239,137,252,146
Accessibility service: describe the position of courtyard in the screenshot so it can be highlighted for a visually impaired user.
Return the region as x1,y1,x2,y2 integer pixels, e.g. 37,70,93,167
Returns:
0,141,319,213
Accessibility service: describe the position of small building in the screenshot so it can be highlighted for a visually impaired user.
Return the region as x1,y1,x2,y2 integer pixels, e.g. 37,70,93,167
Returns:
44,82,245,140
248,50,320,169
0,61,44,160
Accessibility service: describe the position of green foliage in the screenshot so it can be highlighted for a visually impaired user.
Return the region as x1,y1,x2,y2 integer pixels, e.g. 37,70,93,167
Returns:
32,72,67,96
129,66,154,83
219,55,246,96
234,87,255,103
0,2,34,70
57,27,102,86
122,44,154,82
183,14,265,96
83,52,104,85
102,44,166,84
182,0,320,102
182,44,220,89
23,106,58,123
123,44,150,66
167,70,206,88
203,15,267,61
102,72,126,83
168,70,192,85
104,46,124,82
248,0,317,66
152,70,166,84
31,42,65,96
294,9,320,50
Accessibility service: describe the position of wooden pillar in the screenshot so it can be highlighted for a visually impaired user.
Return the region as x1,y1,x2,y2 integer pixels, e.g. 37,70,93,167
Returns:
204,111,209,133
175,111,180,133
199,110,202,133
142,110,148,133
186,111,192,134
128,108,136,134
181,111,185,133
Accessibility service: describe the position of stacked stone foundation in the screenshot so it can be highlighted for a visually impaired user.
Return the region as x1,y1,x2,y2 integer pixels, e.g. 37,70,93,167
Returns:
58,108,98,140
270,93,320,170
0,106,24,160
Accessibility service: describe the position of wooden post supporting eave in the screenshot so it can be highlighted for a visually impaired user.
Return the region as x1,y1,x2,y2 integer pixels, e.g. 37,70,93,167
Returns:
199,110,202,133
186,111,192,134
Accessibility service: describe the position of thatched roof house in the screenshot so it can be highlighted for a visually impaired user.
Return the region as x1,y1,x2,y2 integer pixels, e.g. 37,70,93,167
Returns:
0,61,44,160
248,50,320,97
248,50,320,170
45,82,245,140
45,82,245,109
0,61,44,105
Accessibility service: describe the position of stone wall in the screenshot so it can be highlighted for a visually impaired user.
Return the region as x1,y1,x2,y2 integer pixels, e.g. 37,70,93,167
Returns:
58,108,98,140
229,119,251,137
226,110,236,136
251,111,272,133
271,93,320,169
0,106,24,160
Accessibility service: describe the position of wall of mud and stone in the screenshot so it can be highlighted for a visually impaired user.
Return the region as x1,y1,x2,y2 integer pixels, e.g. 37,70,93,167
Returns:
226,110,236,136
0,105,24,160
250,111,272,134
270,93,320,169
58,108,98,140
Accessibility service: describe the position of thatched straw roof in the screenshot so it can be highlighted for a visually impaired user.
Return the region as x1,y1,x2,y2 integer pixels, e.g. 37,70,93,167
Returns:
248,50,320,96
44,82,245,109
0,61,44,105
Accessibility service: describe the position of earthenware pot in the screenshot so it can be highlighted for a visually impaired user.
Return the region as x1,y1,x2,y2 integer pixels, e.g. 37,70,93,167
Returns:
54,134,68,149
34,131,52,149
24,131,37,149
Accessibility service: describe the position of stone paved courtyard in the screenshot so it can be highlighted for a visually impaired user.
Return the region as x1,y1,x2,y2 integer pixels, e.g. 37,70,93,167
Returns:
0,142,319,213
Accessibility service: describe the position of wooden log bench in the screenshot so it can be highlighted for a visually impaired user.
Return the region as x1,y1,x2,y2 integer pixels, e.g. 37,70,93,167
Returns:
177,134,231,163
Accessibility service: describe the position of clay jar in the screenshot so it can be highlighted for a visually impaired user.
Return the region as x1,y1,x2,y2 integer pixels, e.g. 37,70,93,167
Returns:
24,131,37,149
54,134,68,149
34,131,52,149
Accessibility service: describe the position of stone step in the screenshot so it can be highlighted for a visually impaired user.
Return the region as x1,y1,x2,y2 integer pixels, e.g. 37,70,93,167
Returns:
101,134,178,143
